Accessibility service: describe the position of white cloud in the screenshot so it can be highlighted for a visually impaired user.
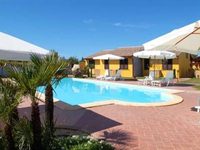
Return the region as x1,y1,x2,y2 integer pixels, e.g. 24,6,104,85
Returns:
113,22,122,27
83,19,93,24
113,22,152,29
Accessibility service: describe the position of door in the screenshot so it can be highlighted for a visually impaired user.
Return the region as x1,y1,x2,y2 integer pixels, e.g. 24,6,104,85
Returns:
133,57,142,77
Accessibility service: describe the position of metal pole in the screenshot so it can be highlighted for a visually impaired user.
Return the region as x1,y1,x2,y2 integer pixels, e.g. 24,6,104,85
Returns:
154,56,156,79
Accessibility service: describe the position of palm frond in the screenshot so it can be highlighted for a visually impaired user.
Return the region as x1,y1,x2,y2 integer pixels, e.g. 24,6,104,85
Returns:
0,79,21,122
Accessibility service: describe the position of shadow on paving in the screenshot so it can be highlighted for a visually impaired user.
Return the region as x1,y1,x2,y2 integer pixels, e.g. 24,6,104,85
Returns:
99,129,136,147
18,101,122,134
190,107,198,112
18,101,136,148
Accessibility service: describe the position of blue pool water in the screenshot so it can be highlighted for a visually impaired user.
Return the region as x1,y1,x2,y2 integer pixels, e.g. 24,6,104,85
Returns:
38,78,172,105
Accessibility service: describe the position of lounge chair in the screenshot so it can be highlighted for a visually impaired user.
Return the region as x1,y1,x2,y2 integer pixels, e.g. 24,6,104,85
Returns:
151,71,174,87
96,69,110,80
143,71,155,85
194,106,200,112
194,98,200,112
105,69,122,81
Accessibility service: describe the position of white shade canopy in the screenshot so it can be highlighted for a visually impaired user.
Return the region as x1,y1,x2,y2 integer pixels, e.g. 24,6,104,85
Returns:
143,20,200,55
133,50,176,59
0,32,50,61
93,54,124,60
71,64,80,72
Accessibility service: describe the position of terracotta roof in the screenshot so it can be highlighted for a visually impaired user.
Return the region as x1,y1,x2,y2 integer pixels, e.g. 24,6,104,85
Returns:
86,46,144,59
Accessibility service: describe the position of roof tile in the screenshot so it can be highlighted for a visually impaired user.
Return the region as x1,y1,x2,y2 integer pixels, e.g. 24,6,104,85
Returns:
86,46,144,59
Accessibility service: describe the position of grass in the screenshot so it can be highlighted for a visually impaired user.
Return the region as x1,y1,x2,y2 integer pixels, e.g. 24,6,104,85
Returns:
179,78,200,90
136,77,145,79
194,85,200,90
180,78,200,84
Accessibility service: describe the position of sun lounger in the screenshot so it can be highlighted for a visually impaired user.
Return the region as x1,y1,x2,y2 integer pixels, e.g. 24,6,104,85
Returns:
142,71,155,85
195,106,200,112
96,69,110,80
151,71,174,87
194,98,200,112
105,69,122,81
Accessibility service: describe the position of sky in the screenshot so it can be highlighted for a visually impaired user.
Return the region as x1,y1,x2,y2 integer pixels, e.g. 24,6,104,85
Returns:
0,0,199,59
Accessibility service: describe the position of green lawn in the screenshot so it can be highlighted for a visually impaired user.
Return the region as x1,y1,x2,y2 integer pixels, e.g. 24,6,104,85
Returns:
136,77,145,79
180,78,200,90
194,86,200,90
180,78,200,84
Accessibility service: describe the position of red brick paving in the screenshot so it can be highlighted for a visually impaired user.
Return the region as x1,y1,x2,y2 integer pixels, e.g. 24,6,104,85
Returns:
18,83,200,150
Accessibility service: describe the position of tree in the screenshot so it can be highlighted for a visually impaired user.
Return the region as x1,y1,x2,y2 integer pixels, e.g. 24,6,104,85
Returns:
0,79,21,150
88,63,95,77
66,56,79,68
7,62,50,150
31,53,66,149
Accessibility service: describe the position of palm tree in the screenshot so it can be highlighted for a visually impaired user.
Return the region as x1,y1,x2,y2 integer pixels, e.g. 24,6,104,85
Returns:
0,79,21,150
6,62,51,150
88,63,95,77
31,53,66,138
5,53,65,150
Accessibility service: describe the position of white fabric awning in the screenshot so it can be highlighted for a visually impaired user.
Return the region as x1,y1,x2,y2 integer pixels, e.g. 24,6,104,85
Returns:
0,32,50,61
133,50,176,59
93,54,124,60
143,20,200,55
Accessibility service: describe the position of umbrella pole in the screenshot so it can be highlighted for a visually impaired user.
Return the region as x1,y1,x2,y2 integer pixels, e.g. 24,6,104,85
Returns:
154,56,156,79
154,60,155,79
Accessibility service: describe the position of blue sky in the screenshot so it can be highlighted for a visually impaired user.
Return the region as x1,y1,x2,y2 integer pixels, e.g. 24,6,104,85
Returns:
0,0,199,58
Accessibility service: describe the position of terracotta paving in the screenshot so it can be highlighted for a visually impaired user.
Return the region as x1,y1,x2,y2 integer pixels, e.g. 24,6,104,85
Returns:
18,82,200,150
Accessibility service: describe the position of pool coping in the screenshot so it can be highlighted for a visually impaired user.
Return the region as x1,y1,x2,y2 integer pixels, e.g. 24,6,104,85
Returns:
36,78,184,109
72,78,184,94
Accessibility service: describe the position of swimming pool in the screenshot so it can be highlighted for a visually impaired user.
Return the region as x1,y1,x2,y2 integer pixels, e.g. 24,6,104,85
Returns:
38,78,182,106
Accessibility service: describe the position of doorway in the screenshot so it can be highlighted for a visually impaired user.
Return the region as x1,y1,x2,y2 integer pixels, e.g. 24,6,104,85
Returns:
133,57,142,77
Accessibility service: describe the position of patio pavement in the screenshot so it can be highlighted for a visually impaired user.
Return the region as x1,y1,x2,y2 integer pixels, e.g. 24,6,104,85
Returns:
18,81,200,150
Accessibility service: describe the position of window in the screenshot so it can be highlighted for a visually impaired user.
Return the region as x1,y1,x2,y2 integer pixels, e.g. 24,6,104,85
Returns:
104,60,109,69
162,59,172,70
144,59,149,70
120,58,128,69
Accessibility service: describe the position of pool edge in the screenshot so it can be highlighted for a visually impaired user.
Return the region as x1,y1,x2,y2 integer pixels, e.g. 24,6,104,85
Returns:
36,87,184,110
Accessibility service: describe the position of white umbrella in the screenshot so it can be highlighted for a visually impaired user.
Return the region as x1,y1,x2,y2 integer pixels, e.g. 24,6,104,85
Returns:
143,20,200,54
133,50,176,77
133,50,176,59
93,54,124,60
71,64,80,72
0,32,50,61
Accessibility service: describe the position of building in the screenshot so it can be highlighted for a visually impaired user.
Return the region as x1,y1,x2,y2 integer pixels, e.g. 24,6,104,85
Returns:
85,46,193,79
85,46,144,78
148,52,193,78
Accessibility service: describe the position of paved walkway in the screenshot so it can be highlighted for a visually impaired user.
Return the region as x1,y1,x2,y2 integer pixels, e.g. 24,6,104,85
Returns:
18,83,200,150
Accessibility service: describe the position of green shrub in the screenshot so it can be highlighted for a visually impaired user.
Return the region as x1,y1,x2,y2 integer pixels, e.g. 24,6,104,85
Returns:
1,118,114,150
73,69,83,78
52,135,114,150
0,131,6,150
14,117,33,150
0,117,33,150
42,121,56,150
